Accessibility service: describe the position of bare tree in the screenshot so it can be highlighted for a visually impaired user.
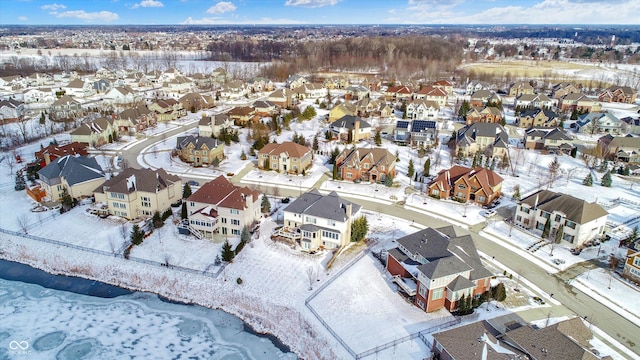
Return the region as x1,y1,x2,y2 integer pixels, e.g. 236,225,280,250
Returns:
119,223,129,245
17,214,29,234
306,265,318,291
5,151,17,175
547,156,560,188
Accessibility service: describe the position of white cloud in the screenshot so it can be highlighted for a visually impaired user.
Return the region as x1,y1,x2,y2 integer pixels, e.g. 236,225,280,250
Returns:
41,3,67,12
17,16,28,21
181,16,305,25
132,0,164,9
206,1,236,14
284,0,341,8
56,10,119,22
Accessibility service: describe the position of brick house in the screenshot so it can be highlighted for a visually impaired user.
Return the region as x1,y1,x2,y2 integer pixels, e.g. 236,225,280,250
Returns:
34,142,88,168
469,90,501,107
386,226,493,313
175,135,224,167
599,85,637,104
558,93,602,112
465,106,503,125
623,249,640,284
186,176,261,239
513,190,608,247
257,141,312,174
335,147,396,183
427,166,503,206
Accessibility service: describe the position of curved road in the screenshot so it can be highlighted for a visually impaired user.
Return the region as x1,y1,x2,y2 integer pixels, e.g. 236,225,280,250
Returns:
125,123,640,358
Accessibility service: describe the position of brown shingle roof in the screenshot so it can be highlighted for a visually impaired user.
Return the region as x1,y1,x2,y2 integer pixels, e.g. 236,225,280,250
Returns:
187,176,259,211
96,168,180,194
520,190,608,224
258,142,311,159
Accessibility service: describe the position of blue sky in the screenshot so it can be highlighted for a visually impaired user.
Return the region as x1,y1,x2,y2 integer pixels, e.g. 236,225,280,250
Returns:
1,0,638,25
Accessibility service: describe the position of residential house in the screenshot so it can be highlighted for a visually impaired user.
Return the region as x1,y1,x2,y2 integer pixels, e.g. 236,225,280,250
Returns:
50,95,83,120
26,72,53,87
335,147,396,183
551,82,581,99
191,72,212,90
123,72,147,87
330,115,372,143
414,86,447,107
70,117,116,147
508,81,534,97
211,67,228,84
576,112,623,135
524,127,575,153
599,136,640,164
247,77,274,93
0,98,25,123
405,99,439,120
623,249,640,283
354,97,384,117
198,114,233,138
34,142,89,168
393,120,437,147
37,155,105,202
115,105,156,134
344,84,369,101
465,106,503,125
465,80,489,95
599,85,637,104
227,106,257,125
432,321,524,360
23,88,54,104
294,83,327,100
514,93,553,109
148,98,185,122
178,92,215,112
267,89,296,108
386,226,493,312
252,100,276,116
384,85,413,101
470,90,501,107
432,79,454,95
103,86,142,106
186,176,261,239
280,190,362,251
558,93,602,112
513,190,608,247
175,135,224,167
62,78,94,98
516,108,560,128
621,116,640,135
220,80,246,99
501,318,608,360
286,75,307,89
455,123,509,157
328,102,357,122
93,168,181,219
427,166,503,206
159,68,182,82
257,141,312,174
92,78,112,94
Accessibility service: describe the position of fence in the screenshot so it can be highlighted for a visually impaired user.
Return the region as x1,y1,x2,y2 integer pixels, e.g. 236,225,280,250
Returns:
0,227,224,278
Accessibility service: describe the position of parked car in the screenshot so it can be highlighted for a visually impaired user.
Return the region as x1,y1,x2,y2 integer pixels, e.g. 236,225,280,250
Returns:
186,180,199,187
482,210,496,218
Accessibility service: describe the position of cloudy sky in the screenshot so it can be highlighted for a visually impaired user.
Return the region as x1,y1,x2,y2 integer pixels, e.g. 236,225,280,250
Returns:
2,0,638,25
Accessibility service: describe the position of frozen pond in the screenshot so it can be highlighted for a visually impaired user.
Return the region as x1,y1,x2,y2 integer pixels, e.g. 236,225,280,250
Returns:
0,261,296,360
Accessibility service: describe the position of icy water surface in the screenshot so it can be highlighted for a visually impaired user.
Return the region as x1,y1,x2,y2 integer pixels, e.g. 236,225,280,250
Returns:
0,263,296,360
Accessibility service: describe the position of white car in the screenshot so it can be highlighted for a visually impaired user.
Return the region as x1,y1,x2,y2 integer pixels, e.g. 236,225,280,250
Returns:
482,210,496,218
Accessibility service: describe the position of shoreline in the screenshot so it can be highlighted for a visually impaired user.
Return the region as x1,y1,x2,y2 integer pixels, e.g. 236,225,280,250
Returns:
0,256,299,357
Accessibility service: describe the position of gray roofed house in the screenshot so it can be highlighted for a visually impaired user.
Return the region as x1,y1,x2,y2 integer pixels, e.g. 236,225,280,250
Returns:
175,135,224,167
37,155,105,202
513,190,608,247
281,189,362,251
387,226,493,313
455,122,509,157
524,127,574,152
433,320,524,360
330,115,372,143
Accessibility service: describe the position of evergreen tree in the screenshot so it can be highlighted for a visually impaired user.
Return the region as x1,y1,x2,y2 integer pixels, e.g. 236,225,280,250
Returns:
457,100,470,118
623,166,630,176
181,202,187,219
407,159,415,179
14,171,26,191
152,211,163,228
582,173,593,186
423,158,431,177
601,171,612,187
458,294,467,312
542,218,551,239
384,173,394,187
183,183,192,199
599,160,608,173
350,216,369,242
490,157,496,170
221,239,235,262
570,146,578,158
240,150,247,160
332,162,339,180
325,130,332,140
472,152,481,168
374,129,382,146
554,225,564,244
512,185,521,201
212,157,221,167
39,112,46,125
241,225,251,243
312,135,319,151
261,195,271,213
130,224,145,245
492,283,507,301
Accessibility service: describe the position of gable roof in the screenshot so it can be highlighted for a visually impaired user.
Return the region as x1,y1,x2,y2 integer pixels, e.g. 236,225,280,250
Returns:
285,189,361,222
187,175,259,211
433,321,522,360
38,155,104,186
96,167,180,194
35,142,88,161
176,135,220,151
519,190,608,224
331,115,371,130
258,141,311,158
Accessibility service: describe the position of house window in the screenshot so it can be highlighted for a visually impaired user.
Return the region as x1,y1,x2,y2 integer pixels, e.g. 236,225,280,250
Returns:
432,189,439,196
221,218,227,224
431,288,444,300
536,222,545,231
516,215,522,222
565,220,576,229
555,214,562,222
364,163,370,169
346,173,352,179
477,195,486,203
458,184,466,189
190,202,195,207
419,284,427,298
633,257,640,267
456,192,465,198
230,209,239,215
231,219,240,226
416,299,425,310
541,211,550,219
563,234,574,243
232,229,240,235
521,207,530,214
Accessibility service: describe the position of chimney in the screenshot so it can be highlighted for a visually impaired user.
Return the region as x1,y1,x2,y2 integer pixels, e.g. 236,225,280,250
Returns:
533,193,539,209
353,119,360,143
346,203,353,219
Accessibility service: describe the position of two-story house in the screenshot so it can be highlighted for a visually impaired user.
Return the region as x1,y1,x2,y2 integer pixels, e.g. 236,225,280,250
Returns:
405,99,439,120
34,142,88,168
386,226,493,313
508,81,534,97
517,108,560,128
427,166,503,206
576,112,624,135
465,81,489,95
513,190,608,247
330,115,371,143
454,123,509,158
115,105,156,134
175,135,224,167
0,98,25,122
414,86,447,107
514,93,553,109
469,90,501,107
280,190,361,252
465,106,503,125
103,86,142,106
335,147,396,183
37,155,105,203
599,85,637,104
148,98,186,122
551,82,581,99
93,168,182,219
328,102,357,122
524,127,574,153
50,95,83,120
198,113,233,138
558,93,602,112
186,176,261,239
70,117,117,147
623,248,640,284
257,141,312,174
